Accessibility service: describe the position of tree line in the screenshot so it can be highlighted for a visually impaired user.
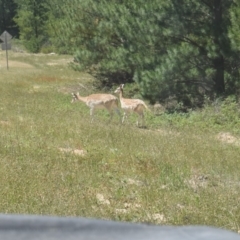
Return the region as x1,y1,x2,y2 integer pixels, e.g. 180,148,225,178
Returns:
1,0,240,108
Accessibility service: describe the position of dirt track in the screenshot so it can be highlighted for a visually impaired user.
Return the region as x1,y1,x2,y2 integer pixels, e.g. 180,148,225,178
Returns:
0,59,34,68
0,50,34,69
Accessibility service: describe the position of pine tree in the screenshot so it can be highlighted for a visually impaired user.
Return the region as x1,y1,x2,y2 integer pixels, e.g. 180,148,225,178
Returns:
0,0,18,36
14,0,49,52
43,0,72,54
228,1,240,95
51,0,240,106
136,0,240,105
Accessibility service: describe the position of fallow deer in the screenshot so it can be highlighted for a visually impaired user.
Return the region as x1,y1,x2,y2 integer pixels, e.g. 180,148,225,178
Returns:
71,92,121,123
114,84,149,127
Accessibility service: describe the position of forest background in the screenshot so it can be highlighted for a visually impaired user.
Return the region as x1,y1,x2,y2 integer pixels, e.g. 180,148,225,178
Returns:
1,0,240,108
1,0,240,233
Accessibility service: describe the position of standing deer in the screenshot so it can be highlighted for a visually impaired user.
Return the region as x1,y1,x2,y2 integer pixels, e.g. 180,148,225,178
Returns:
71,92,121,123
114,84,149,127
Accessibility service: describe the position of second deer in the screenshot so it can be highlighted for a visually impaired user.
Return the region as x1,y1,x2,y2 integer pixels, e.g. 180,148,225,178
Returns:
114,84,149,127
71,92,121,123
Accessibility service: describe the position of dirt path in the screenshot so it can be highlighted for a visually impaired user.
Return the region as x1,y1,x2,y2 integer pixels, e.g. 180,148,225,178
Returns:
0,59,34,68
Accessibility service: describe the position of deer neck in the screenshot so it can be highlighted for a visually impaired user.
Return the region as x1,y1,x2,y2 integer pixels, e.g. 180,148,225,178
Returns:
76,94,88,103
119,89,124,100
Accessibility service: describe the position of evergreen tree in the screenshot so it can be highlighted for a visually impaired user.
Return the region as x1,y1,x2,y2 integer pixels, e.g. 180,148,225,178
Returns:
228,0,240,96
135,0,240,104
229,1,240,50
45,0,78,54
0,0,18,36
14,0,49,52
43,0,240,106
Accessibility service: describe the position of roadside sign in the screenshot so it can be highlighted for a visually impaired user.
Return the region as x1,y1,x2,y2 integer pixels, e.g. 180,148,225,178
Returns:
0,31,12,42
1,43,11,50
0,30,12,69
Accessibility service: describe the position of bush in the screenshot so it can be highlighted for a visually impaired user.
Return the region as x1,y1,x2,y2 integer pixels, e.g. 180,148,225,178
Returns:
23,36,41,53
152,96,240,134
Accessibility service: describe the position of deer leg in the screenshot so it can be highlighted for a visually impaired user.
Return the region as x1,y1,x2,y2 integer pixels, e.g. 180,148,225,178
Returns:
115,108,122,122
136,112,144,127
122,112,128,124
136,115,140,127
108,110,114,123
141,113,145,127
90,108,95,123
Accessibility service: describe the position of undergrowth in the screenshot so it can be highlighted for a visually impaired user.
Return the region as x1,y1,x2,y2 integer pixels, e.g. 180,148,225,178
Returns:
0,51,239,233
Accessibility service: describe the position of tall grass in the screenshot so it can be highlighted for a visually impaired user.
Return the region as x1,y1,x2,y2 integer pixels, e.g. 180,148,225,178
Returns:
0,51,239,233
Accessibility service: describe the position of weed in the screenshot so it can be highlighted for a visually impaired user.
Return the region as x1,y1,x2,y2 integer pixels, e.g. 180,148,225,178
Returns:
0,51,239,233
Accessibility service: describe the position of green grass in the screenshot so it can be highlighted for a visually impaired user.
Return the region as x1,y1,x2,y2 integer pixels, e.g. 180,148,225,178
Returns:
0,50,240,233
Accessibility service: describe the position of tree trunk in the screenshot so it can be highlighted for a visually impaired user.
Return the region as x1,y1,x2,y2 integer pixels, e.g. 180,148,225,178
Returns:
213,55,225,94
212,0,225,94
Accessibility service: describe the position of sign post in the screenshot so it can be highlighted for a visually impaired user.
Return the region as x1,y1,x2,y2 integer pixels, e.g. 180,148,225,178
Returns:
0,31,12,70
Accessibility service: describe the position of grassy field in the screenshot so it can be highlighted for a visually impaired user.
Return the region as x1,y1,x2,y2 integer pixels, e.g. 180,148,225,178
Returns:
0,50,240,233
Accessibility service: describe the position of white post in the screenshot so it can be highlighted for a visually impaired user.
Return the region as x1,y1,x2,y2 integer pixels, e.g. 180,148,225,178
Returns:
4,31,9,70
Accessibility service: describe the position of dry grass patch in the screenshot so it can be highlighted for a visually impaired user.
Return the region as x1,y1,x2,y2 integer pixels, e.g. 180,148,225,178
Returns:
0,59,34,68
58,147,86,156
0,51,239,233
0,120,11,126
216,132,240,146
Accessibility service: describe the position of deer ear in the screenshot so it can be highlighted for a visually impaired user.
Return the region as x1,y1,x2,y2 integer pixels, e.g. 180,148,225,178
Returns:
121,84,124,88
